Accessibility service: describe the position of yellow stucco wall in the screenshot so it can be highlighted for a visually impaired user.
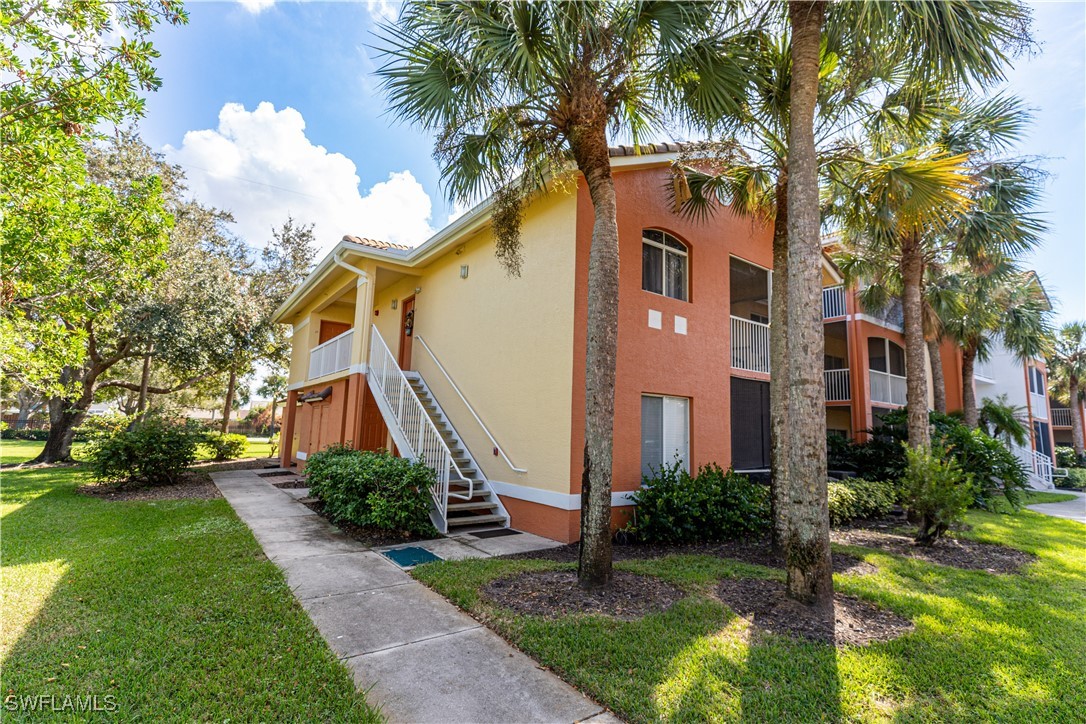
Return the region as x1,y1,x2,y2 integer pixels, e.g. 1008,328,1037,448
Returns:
285,267,359,387
371,191,578,493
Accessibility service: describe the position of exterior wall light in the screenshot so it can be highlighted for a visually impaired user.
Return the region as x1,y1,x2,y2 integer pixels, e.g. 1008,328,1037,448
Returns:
460,265,469,279
391,298,398,310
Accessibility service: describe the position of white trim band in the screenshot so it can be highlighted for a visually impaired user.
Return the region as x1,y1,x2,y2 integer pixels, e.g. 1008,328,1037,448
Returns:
487,480,636,510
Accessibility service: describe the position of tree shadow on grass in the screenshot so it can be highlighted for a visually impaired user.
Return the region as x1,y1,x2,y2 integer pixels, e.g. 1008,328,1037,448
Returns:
0,465,377,722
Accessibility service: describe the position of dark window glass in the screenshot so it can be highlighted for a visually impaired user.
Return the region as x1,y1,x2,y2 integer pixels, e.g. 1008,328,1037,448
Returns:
888,342,906,376
867,338,887,373
642,230,688,301
642,243,663,295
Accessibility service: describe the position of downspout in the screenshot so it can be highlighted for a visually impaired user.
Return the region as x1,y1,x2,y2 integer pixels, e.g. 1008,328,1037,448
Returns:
333,251,370,282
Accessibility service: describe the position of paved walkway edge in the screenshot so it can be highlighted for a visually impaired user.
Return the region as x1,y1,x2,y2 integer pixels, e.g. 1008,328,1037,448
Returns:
213,469,618,724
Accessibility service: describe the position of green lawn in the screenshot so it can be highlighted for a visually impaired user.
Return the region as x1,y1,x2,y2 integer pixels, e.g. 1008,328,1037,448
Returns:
415,508,1086,722
1,441,378,722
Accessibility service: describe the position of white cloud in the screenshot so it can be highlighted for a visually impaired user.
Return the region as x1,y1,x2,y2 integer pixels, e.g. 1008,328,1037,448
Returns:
366,0,398,23
163,102,434,254
238,0,275,14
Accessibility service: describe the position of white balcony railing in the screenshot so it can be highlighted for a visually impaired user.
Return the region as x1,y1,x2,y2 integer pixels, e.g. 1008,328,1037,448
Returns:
1030,393,1048,420
308,328,354,380
824,369,850,401
822,285,846,319
1052,408,1073,427
730,316,771,374
870,369,907,406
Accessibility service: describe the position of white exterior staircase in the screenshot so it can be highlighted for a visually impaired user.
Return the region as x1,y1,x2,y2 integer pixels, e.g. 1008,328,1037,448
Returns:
366,324,508,534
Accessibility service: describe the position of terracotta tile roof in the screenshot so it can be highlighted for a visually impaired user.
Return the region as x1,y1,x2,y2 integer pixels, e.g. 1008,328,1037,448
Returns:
342,235,412,252
608,142,688,157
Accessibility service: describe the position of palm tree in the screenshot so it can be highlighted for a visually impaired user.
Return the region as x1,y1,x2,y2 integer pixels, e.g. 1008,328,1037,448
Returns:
376,1,752,588
941,267,1052,428
257,373,288,433
1048,322,1086,459
672,30,943,553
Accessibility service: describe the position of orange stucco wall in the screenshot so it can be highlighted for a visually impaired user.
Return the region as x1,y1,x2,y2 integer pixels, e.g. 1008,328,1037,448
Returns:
569,166,774,496
284,373,368,470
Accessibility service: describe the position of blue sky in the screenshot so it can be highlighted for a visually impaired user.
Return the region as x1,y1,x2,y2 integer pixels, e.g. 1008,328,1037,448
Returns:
141,1,1085,325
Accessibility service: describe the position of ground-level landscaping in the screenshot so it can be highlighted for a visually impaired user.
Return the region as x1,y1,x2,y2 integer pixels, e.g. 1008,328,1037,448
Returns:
414,499,1086,722
1,441,379,721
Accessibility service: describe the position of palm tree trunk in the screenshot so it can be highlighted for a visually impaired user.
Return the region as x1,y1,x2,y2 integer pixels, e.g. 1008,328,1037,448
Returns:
1070,380,1084,458
783,0,833,608
220,367,237,435
927,338,946,414
961,346,979,428
570,122,619,590
770,175,790,552
900,240,930,448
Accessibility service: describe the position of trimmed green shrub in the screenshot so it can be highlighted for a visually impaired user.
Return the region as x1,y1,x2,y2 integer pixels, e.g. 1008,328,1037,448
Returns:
1059,468,1086,491
827,478,898,526
828,409,1028,509
203,431,249,461
1055,446,1081,469
305,446,436,536
85,416,204,485
627,462,770,544
0,427,51,441
901,444,974,545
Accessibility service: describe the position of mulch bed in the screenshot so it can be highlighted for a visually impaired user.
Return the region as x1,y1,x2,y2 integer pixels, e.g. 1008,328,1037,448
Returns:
830,528,1036,573
75,458,273,502
301,498,438,548
78,470,222,501
716,577,914,646
505,538,877,576
271,479,309,489
482,570,685,620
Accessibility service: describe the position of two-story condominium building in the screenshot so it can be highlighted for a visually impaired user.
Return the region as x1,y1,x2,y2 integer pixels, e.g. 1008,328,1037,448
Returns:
274,145,1011,542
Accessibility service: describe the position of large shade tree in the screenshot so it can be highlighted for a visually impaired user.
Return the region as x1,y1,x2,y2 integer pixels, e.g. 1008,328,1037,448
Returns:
1,1,187,389
377,0,754,588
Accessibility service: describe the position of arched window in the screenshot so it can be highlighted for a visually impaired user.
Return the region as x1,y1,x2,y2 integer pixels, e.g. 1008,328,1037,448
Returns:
642,229,688,301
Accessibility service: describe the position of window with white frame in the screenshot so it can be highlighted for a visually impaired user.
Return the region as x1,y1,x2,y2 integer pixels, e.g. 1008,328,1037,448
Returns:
642,229,688,301
641,395,690,479
1029,366,1045,395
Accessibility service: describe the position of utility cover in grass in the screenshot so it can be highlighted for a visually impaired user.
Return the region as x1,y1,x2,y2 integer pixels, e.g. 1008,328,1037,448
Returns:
382,546,442,567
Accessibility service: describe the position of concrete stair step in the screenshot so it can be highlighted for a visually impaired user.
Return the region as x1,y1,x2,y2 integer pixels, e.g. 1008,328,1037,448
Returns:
446,514,507,527
447,501,500,512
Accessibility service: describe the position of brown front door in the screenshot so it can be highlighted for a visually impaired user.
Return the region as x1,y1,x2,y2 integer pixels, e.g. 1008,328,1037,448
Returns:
398,296,415,370
319,320,351,344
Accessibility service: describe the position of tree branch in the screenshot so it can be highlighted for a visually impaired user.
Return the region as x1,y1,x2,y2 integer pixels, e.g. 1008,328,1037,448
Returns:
97,372,213,395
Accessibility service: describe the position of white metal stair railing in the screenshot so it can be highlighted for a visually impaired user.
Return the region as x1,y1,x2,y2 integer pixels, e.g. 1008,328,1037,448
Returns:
1009,441,1055,490
1033,450,1054,486
1051,408,1072,427
413,334,527,474
366,325,473,532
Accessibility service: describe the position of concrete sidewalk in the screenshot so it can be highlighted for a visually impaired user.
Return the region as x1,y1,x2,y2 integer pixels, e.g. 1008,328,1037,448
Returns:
1027,490,1086,524
213,469,616,724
